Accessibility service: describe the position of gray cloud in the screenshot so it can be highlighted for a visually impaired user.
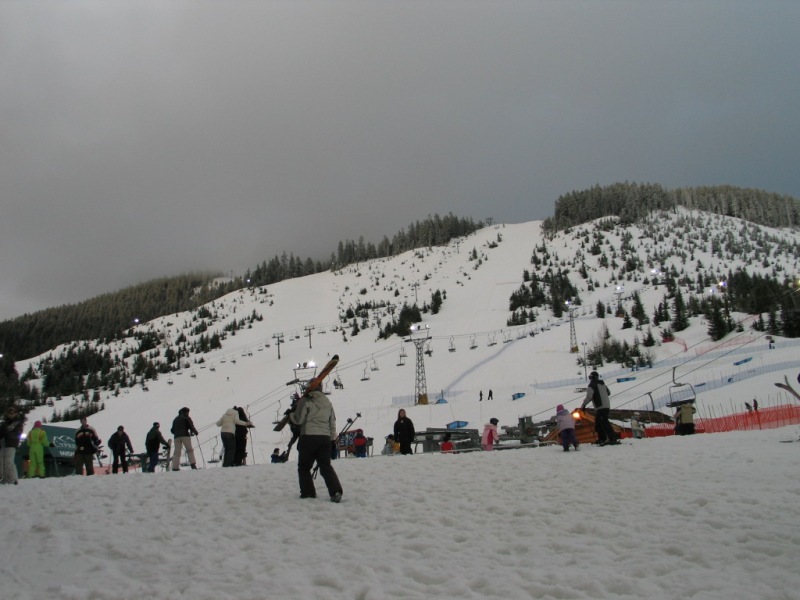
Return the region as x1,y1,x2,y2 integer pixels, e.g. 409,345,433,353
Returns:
2,1,799,320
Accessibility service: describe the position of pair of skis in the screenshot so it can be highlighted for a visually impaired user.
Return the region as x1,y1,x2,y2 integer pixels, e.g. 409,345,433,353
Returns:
274,355,340,432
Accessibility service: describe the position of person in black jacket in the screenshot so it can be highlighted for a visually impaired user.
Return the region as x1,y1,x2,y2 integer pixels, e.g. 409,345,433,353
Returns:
233,406,250,466
145,422,170,472
393,409,415,455
108,425,134,474
171,407,198,471
74,417,102,476
1,405,25,485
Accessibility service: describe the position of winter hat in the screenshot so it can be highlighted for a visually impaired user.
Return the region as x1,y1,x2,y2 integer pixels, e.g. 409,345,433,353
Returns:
490,418,499,425
180,407,190,414
34,420,42,428
589,371,599,380
556,404,565,412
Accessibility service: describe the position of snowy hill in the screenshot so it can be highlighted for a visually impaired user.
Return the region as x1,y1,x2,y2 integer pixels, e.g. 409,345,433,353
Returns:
16,209,800,461
6,209,800,600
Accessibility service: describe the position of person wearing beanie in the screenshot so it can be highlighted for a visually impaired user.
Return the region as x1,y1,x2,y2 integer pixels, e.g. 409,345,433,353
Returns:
555,405,579,452
630,412,646,439
74,417,102,476
171,407,199,471
581,371,618,446
145,422,170,472
26,420,51,478
481,418,500,451
107,425,134,474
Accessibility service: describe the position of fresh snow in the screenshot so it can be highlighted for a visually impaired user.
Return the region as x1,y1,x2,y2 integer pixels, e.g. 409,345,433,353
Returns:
3,214,800,599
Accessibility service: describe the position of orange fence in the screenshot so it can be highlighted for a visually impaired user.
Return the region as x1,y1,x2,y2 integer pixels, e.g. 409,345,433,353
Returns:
641,404,800,437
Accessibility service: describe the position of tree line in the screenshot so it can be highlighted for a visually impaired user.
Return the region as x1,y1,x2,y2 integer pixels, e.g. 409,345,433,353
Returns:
542,182,800,234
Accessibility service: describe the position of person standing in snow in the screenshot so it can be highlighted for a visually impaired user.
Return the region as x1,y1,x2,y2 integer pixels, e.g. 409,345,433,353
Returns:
580,371,618,446
0,405,25,484
233,406,250,466
487,389,493,400
630,412,646,439
171,407,199,471
107,425,134,474
216,407,252,467
481,418,500,451
145,422,170,472
26,420,52,478
393,409,415,455
675,403,696,435
74,417,101,476
555,405,579,451
289,389,344,502
440,432,455,453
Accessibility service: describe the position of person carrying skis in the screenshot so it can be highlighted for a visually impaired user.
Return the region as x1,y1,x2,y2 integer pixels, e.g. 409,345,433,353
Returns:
145,422,170,472
481,418,500,451
216,407,252,467
393,409,415,455
555,405,579,451
580,371,619,445
289,388,344,502
171,407,199,471
107,425,134,474
0,405,25,485
26,420,53,478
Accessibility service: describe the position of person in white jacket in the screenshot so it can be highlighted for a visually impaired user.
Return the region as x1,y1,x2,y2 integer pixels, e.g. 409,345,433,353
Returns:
216,407,252,467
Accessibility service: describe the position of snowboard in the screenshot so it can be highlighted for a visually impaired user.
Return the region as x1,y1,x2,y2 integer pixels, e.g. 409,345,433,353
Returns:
274,355,340,431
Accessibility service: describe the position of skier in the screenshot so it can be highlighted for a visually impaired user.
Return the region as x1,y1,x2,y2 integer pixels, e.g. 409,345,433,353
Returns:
488,389,493,400
107,425,134,474
0,405,25,485
481,418,500,451
144,422,170,472
26,421,52,478
393,409,415,455
215,407,252,467
555,405,579,451
289,388,343,502
580,371,618,445
171,407,199,471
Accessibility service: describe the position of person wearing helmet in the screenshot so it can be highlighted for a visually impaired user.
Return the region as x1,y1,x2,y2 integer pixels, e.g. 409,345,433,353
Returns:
580,372,618,446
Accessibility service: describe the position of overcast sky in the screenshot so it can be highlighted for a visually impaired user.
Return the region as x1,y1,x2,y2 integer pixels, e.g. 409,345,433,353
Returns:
2,1,799,321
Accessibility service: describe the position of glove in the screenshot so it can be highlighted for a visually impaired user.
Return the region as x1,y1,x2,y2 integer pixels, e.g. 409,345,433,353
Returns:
49,442,55,447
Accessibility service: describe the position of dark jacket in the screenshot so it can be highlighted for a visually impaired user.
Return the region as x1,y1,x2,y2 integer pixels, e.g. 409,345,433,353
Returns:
0,415,25,448
393,417,415,444
171,413,198,437
75,425,101,455
145,427,169,453
108,431,133,454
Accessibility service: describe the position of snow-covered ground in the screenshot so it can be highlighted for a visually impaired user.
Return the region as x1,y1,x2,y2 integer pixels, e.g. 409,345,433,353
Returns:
3,213,800,598
2,426,799,599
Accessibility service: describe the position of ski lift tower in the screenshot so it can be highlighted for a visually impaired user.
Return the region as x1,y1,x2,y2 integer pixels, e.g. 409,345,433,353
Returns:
565,300,579,353
405,324,430,405
614,284,625,317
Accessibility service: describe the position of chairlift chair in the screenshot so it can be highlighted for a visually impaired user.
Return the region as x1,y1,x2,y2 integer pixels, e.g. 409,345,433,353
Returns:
667,366,697,407
449,337,456,352
470,335,477,349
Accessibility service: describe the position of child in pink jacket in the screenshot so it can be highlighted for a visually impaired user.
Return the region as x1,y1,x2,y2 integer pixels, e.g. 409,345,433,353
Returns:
481,418,499,451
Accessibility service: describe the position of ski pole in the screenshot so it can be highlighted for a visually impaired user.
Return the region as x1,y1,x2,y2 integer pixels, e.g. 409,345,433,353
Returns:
195,434,206,468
